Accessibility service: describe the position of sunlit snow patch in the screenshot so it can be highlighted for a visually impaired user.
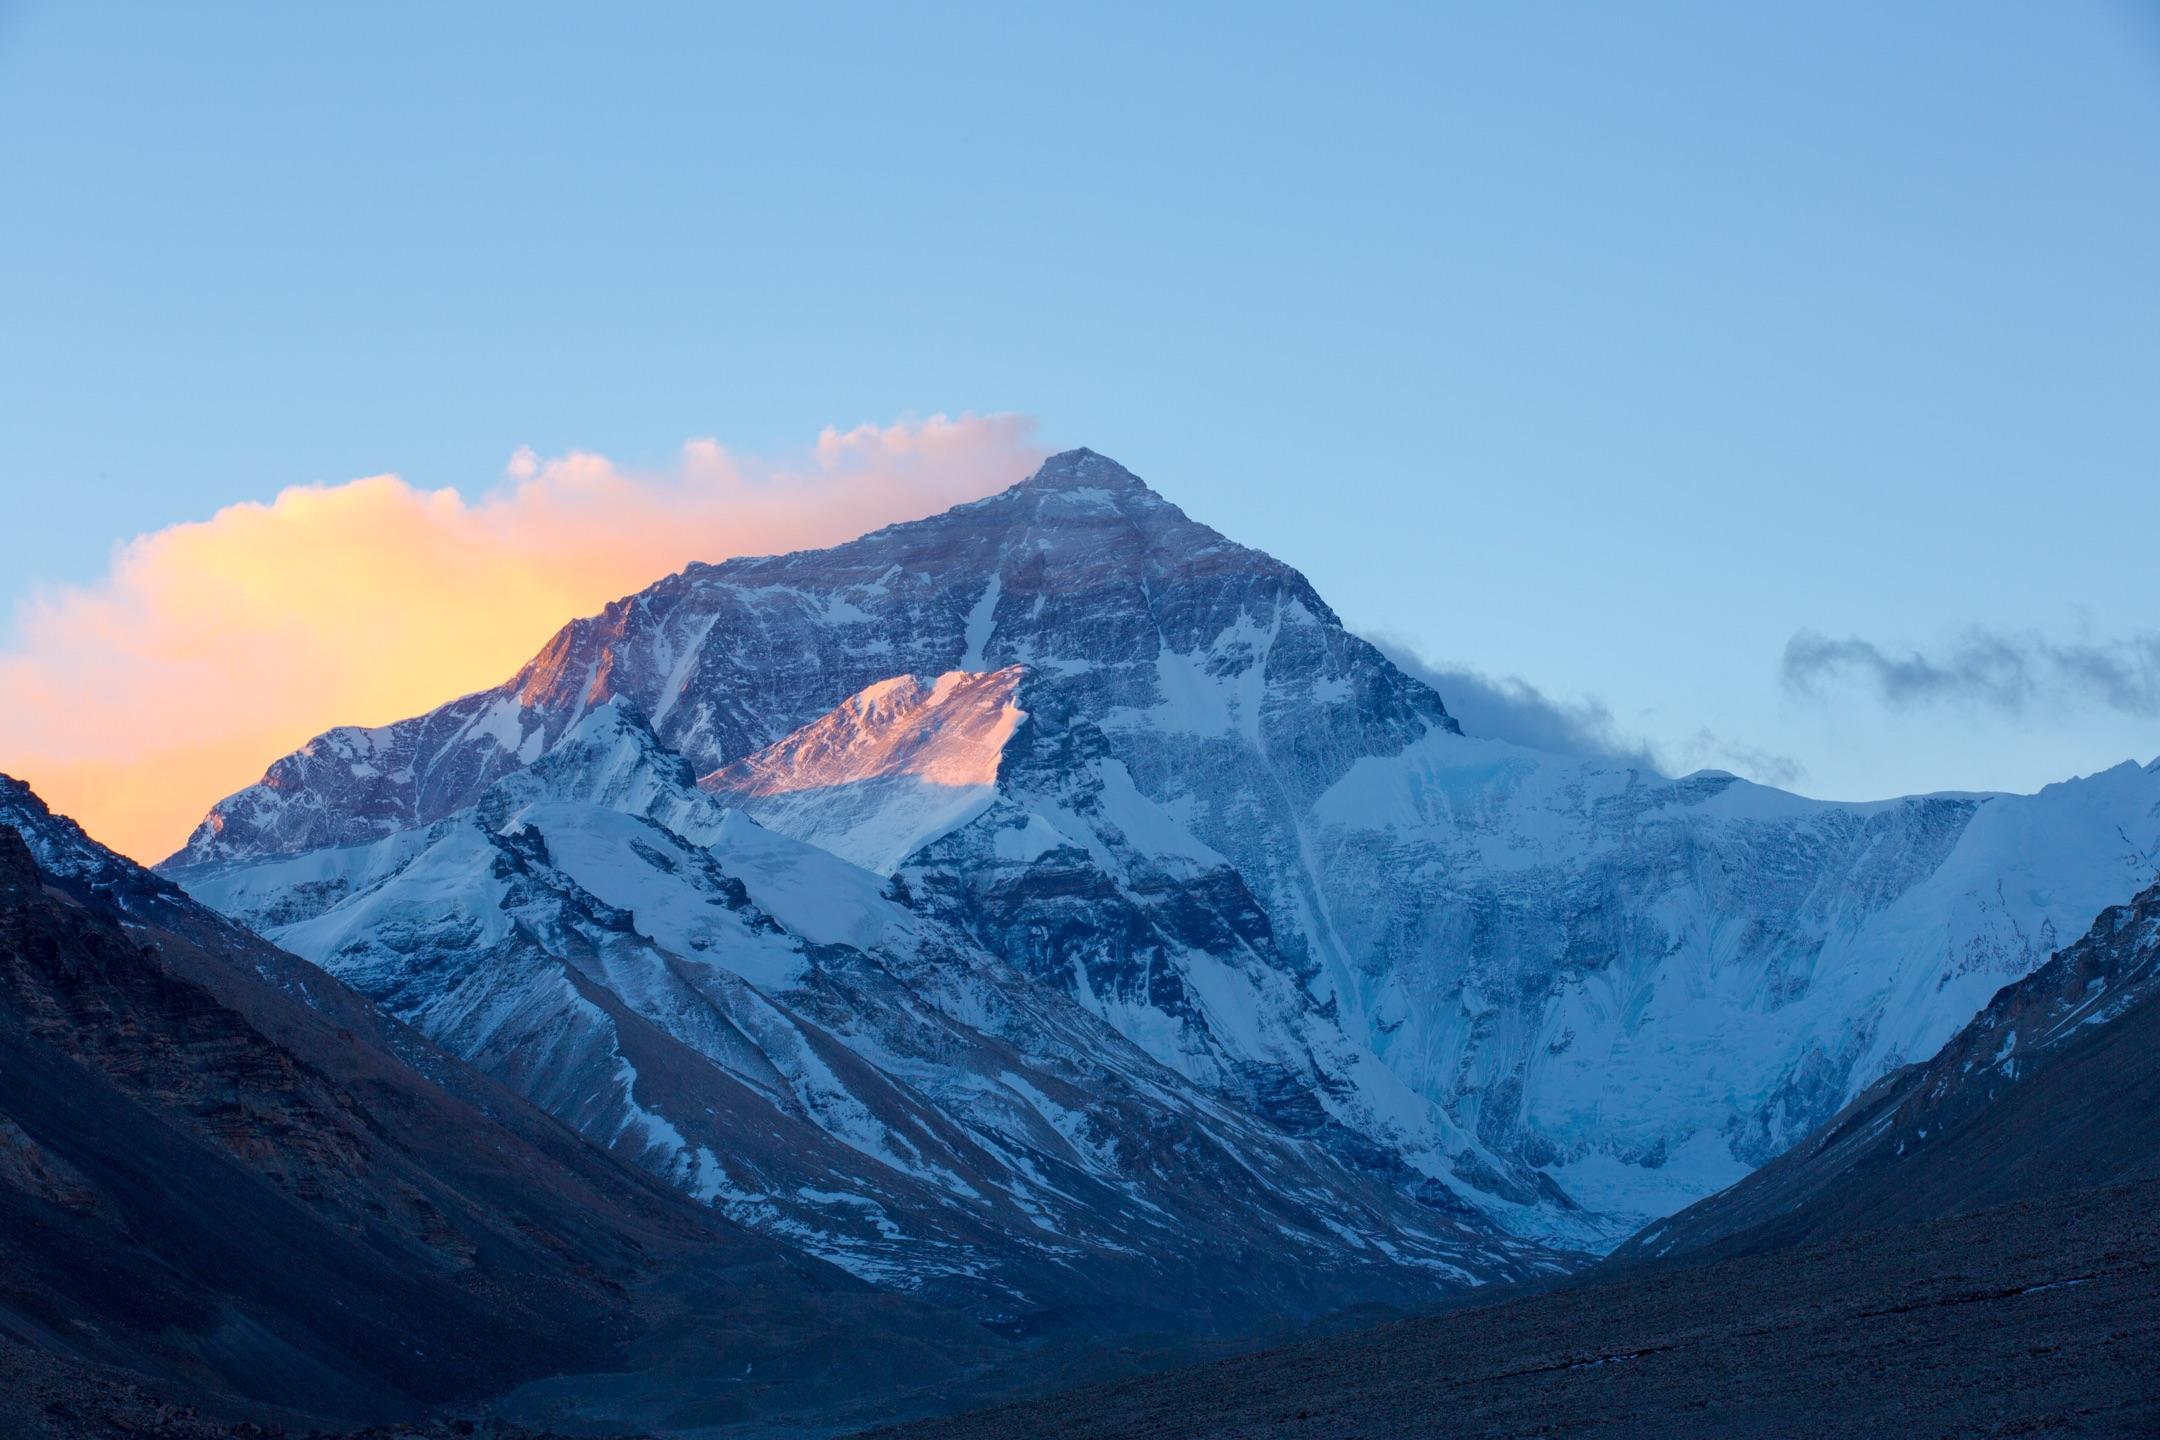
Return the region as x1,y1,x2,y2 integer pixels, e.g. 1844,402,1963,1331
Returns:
702,666,1026,873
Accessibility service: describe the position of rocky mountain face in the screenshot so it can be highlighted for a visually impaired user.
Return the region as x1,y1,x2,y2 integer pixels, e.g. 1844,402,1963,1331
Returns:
166,449,2160,1258
174,702,1560,1331
0,775,970,1431
1302,737,2160,1228
869,887,2160,1440
175,450,1450,871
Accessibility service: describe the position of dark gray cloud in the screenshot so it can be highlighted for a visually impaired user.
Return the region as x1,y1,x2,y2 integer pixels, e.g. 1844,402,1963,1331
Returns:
1783,628,2160,717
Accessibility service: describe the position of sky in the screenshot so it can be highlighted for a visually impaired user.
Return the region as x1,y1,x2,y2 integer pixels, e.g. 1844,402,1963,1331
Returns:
3,2,2158,860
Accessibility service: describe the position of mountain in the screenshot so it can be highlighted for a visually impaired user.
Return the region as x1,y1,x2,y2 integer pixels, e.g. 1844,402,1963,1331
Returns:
865,883,2160,1440
1303,738,2160,1228
171,700,1561,1334
1614,876,2160,1266
173,450,1455,870
0,774,1014,1435
166,449,2160,1248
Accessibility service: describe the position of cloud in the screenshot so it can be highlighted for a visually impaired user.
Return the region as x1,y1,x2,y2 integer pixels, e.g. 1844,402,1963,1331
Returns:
1372,637,1661,769
1375,636,1810,790
0,414,1046,862
1783,627,2160,717
1664,729,1810,791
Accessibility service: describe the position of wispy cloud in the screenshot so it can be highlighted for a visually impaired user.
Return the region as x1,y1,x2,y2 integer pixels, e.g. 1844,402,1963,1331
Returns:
1377,644,1657,768
1376,637,1809,791
0,414,1046,861
1665,729,1810,791
1783,627,2160,717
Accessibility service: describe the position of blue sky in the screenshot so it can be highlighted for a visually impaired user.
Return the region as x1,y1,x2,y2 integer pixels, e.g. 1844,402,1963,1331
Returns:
4,1,2158,802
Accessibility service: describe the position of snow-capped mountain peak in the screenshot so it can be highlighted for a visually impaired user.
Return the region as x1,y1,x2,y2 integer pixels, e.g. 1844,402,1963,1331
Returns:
164,447,2160,1255
168,449,1456,869
1017,446,1152,492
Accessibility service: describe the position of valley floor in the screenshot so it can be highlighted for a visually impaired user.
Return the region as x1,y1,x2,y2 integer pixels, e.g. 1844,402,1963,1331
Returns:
0,1337,576,1440
863,1178,2160,1439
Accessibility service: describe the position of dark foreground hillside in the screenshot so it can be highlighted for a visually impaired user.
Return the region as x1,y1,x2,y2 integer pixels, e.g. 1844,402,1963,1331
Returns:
866,1176,2160,1439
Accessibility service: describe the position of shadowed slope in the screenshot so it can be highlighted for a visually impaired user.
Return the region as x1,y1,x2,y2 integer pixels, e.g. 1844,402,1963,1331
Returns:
863,1180,2160,1440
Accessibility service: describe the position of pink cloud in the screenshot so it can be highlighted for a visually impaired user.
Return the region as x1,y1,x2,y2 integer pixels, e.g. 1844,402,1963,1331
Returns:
0,413,1047,861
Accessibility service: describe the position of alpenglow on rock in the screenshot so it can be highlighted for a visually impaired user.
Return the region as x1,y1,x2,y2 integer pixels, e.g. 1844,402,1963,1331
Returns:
704,666,1028,873
168,449,2160,1247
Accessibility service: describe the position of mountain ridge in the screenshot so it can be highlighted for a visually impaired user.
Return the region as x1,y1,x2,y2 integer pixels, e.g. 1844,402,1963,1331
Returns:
162,448,2160,1248
169,449,1456,868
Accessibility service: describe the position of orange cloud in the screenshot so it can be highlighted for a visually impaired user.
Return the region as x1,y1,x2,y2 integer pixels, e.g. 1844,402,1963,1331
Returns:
0,415,1047,863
